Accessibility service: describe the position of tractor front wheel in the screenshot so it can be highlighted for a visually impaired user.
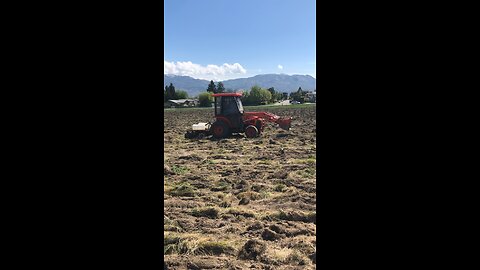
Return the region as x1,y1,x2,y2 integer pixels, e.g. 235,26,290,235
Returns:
212,121,230,139
245,125,259,138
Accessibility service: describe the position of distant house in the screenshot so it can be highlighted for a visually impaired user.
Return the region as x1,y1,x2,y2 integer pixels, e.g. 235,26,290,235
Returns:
165,99,199,108
305,91,316,103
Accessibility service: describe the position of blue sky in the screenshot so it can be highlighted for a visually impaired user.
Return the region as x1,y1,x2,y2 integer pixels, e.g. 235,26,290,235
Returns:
164,0,316,81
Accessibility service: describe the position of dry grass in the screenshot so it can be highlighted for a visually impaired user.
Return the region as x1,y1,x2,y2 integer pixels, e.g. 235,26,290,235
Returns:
191,207,219,218
164,232,239,256
266,209,317,223
166,182,196,197
164,105,317,269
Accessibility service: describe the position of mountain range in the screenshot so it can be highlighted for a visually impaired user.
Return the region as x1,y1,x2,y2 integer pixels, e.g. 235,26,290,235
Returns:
164,74,316,97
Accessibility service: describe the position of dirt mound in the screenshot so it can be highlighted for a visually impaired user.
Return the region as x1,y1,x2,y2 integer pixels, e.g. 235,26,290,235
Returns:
238,239,267,260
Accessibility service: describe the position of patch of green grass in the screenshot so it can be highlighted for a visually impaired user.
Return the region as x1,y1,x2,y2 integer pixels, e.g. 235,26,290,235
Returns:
300,167,316,178
171,165,189,175
305,158,316,164
166,182,196,197
273,184,287,192
295,158,316,165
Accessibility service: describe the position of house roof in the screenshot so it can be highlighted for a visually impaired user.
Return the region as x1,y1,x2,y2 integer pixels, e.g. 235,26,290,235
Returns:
168,99,198,104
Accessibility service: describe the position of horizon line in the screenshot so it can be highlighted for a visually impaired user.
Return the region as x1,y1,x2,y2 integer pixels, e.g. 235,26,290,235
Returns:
164,73,316,81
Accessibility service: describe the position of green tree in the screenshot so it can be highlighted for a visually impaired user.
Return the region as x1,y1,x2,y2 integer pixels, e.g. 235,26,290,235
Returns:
166,83,176,100
207,80,216,93
267,87,276,103
275,92,283,101
290,87,305,102
217,82,225,93
246,85,261,105
175,90,188,99
289,91,297,101
259,89,272,104
198,92,213,107
164,85,168,102
241,90,251,105
248,85,272,105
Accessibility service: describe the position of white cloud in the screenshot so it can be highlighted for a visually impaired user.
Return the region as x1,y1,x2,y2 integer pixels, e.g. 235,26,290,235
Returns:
164,60,247,80
277,64,283,70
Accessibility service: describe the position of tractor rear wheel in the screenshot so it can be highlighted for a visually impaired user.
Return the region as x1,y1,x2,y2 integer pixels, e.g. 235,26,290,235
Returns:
212,121,230,139
245,125,259,138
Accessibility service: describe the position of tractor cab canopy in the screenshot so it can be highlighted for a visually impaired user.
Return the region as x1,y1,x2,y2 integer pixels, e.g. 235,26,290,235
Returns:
212,93,244,116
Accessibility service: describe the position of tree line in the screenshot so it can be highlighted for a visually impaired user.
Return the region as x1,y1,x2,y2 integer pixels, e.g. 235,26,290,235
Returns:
164,80,315,107
164,83,188,103
198,81,290,107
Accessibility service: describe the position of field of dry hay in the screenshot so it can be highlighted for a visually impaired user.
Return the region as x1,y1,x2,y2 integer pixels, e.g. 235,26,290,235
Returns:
164,105,317,269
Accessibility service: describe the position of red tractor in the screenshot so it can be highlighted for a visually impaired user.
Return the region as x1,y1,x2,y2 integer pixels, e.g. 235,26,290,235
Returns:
185,92,292,139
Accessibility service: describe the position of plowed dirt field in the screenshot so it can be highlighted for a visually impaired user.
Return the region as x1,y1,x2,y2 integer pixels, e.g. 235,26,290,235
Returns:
164,105,317,269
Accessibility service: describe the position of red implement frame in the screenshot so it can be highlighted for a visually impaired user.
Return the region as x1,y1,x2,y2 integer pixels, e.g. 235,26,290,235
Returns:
243,112,292,130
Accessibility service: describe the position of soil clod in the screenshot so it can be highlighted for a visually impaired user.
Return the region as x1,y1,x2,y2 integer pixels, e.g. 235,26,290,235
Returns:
239,197,250,205
238,239,267,260
247,221,264,231
261,228,283,241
